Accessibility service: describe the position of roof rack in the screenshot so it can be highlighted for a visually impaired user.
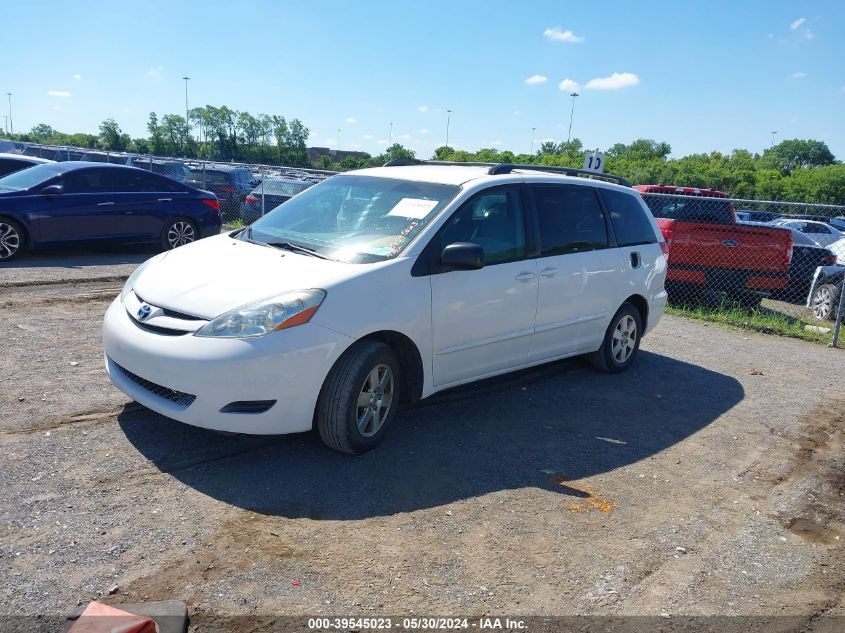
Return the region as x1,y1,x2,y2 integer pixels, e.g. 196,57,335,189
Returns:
382,159,630,187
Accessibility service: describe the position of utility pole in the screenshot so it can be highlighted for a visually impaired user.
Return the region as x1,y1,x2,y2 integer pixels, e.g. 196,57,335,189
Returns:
445,109,452,148
182,77,190,153
530,127,536,154
6,93,12,136
2,115,8,135
337,128,341,158
567,92,579,143
770,130,777,148
389,122,393,146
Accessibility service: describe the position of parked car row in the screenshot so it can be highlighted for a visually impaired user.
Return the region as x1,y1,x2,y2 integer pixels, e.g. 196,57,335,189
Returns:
0,162,222,261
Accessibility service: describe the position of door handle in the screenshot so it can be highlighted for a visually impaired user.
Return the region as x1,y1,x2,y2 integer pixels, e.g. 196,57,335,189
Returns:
97,201,114,207
630,251,641,269
515,271,536,282
157,198,172,202
539,267,558,278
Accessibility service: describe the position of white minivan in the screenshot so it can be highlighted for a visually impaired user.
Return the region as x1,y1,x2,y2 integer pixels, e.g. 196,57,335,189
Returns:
103,162,668,454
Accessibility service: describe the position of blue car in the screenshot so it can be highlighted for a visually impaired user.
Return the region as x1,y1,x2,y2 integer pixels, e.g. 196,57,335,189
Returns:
0,162,222,261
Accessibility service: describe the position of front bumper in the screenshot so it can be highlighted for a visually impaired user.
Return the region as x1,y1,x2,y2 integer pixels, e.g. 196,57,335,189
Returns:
102,297,352,434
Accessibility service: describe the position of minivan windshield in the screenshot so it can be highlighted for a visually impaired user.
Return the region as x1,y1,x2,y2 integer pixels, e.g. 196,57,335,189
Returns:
245,175,460,263
0,163,64,191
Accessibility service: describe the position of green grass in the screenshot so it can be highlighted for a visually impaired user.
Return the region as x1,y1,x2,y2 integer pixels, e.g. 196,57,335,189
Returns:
666,302,837,346
222,220,245,231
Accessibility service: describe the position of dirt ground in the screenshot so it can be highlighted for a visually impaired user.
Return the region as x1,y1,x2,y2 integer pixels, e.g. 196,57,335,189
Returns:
0,254,843,631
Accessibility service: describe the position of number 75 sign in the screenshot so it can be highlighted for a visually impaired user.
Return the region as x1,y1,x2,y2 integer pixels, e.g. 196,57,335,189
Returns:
583,150,606,173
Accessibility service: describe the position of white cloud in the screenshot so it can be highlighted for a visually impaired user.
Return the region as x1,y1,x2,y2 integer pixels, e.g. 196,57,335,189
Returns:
363,134,375,139
52,105,62,110
802,29,814,40
47,90,72,97
790,17,806,30
543,27,584,43
491,140,503,146
525,74,548,85
377,140,389,146
146,65,164,77
789,72,807,79
513,110,521,116
398,133,412,140
419,128,430,134
584,72,640,90
559,78,581,92
417,105,428,112
73,74,82,80
345,117,356,123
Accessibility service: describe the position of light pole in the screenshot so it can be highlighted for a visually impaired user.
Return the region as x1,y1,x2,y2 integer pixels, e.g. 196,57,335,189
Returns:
337,128,341,158
567,92,579,144
770,130,777,148
6,93,12,136
389,122,393,146
445,109,452,148
2,115,7,135
530,127,536,154
182,77,190,153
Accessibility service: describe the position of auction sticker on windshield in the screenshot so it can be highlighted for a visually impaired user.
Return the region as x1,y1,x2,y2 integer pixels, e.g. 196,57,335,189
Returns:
386,198,439,219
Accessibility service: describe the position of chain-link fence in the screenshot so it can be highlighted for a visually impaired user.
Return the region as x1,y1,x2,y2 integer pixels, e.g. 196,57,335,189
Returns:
638,189,845,347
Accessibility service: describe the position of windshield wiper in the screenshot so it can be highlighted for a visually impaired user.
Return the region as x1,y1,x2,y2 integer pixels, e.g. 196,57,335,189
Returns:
266,241,336,260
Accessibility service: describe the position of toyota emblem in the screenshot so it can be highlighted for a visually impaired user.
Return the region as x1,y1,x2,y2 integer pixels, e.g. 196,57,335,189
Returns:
137,304,152,321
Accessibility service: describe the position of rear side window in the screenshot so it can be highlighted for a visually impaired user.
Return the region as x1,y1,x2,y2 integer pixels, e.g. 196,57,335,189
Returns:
532,185,608,256
189,170,231,185
113,170,180,193
600,189,658,247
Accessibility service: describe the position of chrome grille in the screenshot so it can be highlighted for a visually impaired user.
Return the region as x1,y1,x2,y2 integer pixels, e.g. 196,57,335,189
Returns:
114,362,196,408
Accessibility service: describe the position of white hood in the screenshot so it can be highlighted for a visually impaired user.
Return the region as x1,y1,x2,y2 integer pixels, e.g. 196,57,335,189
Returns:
133,234,362,319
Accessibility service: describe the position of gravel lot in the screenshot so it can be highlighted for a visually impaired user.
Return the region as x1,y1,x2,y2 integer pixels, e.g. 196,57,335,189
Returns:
0,253,842,631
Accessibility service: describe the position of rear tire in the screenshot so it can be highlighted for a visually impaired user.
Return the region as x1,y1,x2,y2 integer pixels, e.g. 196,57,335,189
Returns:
589,303,643,374
161,218,198,250
316,340,401,455
0,217,25,262
811,284,840,321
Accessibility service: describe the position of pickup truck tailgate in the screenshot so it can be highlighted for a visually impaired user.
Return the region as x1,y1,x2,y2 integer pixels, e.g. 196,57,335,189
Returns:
658,220,792,272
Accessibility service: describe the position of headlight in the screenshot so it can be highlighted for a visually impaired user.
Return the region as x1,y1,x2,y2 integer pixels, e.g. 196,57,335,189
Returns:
120,258,156,302
194,289,326,338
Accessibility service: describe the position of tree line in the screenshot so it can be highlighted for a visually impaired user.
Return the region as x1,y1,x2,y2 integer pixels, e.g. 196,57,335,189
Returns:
3,114,843,204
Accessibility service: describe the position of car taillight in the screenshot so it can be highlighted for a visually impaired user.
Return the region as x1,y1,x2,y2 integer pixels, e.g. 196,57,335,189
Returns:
824,254,837,265
202,199,220,210
218,185,236,192
245,195,257,205
785,235,793,267
659,240,669,260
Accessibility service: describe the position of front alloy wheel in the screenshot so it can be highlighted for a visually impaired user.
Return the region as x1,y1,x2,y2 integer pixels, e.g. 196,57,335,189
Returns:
317,340,402,454
0,220,22,261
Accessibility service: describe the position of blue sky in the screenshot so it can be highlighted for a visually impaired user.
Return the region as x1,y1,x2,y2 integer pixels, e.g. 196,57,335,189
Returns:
4,0,844,159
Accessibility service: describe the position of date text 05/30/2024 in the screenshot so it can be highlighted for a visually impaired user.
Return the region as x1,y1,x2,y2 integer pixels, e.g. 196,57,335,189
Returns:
307,617,527,630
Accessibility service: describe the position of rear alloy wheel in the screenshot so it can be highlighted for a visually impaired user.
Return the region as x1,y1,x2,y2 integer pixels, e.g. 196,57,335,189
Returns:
589,303,643,373
0,219,24,262
162,218,197,250
316,340,401,454
811,284,840,321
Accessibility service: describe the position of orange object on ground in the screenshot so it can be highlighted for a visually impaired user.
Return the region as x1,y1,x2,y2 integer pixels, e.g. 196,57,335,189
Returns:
67,601,158,633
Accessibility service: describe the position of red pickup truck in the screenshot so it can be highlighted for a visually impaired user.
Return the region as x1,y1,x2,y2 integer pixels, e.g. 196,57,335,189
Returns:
634,185,794,306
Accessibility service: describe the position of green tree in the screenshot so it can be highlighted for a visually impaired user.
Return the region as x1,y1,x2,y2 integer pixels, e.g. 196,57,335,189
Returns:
758,139,835,175
98,118,128,151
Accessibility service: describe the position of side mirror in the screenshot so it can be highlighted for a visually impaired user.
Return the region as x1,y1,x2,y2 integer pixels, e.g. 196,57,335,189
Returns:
41,184,64,195
440,242,484,271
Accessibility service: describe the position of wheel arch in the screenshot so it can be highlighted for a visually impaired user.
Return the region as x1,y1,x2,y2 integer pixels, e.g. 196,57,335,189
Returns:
624,293,649,331
358,330,424,404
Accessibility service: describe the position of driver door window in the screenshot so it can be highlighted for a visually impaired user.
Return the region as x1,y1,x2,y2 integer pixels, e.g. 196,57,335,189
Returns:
438,188,526,265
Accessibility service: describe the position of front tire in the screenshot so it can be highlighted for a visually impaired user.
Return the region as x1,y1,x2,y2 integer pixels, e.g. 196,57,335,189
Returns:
161,218,198,250
316,340,401,455
589,303,643,373
0,218,24,262
811,284,840,321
